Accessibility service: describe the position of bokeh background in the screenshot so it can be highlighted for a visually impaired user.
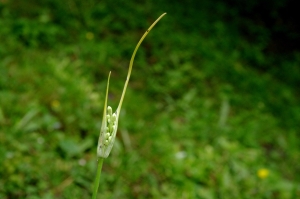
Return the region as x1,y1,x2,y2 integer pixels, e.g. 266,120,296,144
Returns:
0,0,299,198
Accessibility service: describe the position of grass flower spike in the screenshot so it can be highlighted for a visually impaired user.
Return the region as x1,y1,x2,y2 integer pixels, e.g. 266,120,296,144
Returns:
97,13,167,158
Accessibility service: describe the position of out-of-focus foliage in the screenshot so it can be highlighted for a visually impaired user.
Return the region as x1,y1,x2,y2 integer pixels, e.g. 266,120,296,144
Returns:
0,0,299,198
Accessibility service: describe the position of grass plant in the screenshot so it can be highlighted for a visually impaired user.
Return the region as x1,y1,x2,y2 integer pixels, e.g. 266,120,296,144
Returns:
92,13,166,199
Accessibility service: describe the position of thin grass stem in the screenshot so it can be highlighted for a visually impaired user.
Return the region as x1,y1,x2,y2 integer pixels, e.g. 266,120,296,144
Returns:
92,158,104,199
117,13,167,113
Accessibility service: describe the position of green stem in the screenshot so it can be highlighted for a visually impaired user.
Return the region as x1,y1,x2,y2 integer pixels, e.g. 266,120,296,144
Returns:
117,13,167,113
92,158,104,199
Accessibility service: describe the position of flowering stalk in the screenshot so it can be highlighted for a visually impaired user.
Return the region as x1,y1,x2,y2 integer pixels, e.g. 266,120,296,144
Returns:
92,13,166,198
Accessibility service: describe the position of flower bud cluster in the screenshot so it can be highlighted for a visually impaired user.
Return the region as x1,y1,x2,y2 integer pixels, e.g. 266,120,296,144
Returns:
104,106,117,146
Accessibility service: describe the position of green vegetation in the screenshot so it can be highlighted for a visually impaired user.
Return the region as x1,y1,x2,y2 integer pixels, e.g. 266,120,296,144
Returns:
0,0,299,198
94,13,166,199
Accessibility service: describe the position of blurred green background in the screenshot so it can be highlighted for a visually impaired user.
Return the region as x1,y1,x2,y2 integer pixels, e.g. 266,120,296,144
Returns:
0,0,299,198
